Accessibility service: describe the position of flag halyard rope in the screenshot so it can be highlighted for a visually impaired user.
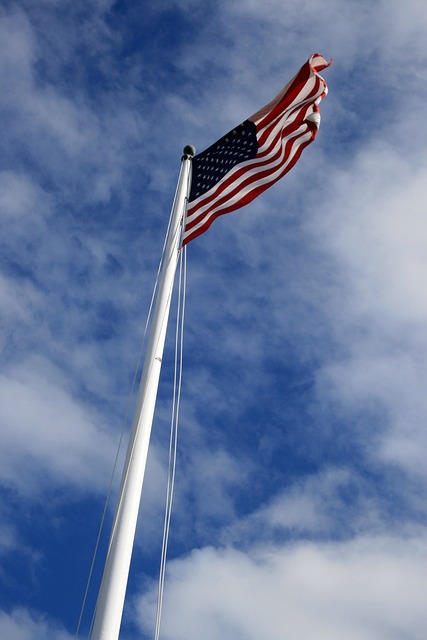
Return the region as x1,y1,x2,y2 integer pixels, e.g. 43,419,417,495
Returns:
154,242,187,640
75,200,178,640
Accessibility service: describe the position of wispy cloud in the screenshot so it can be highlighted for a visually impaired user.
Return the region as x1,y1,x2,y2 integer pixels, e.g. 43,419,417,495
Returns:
0,357,116,494
0,608,72,640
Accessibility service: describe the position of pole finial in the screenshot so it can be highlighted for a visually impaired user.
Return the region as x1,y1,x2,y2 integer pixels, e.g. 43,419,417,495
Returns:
182,144,196,159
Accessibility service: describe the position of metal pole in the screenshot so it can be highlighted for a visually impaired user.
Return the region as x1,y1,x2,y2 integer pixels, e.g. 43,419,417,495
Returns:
91,147,194,640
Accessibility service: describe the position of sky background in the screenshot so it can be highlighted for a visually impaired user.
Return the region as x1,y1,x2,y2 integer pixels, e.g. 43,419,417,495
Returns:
1,1,427,639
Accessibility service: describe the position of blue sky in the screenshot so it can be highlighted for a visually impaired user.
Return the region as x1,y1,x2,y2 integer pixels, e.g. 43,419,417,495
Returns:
1,0,427,638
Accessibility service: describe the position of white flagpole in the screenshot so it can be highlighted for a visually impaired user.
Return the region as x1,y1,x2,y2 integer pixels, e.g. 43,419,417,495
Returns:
91,146,195,640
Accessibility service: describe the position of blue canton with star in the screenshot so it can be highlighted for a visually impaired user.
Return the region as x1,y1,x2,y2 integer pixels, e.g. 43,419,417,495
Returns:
189,120,258,201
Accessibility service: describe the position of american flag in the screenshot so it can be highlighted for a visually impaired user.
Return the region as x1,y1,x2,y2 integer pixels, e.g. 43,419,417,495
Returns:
182,54,331,246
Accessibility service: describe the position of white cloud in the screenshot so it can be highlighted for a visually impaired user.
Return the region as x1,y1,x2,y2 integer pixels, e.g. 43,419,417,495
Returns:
136,532,427,640
0,525,18,556
0,5,148,207
221,0,427,68
0,7,34,93
0,172,48,221
0,274,40,330
224,467,386,544
306,140,427,480
0,608,72,640
312,149,427,324
0,357,116,494
179,448,251,528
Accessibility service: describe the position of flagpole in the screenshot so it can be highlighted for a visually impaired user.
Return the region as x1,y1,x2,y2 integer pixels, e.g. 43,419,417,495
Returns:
91,146,194,640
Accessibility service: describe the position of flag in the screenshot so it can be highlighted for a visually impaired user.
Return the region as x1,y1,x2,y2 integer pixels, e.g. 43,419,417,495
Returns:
182,54,331,246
